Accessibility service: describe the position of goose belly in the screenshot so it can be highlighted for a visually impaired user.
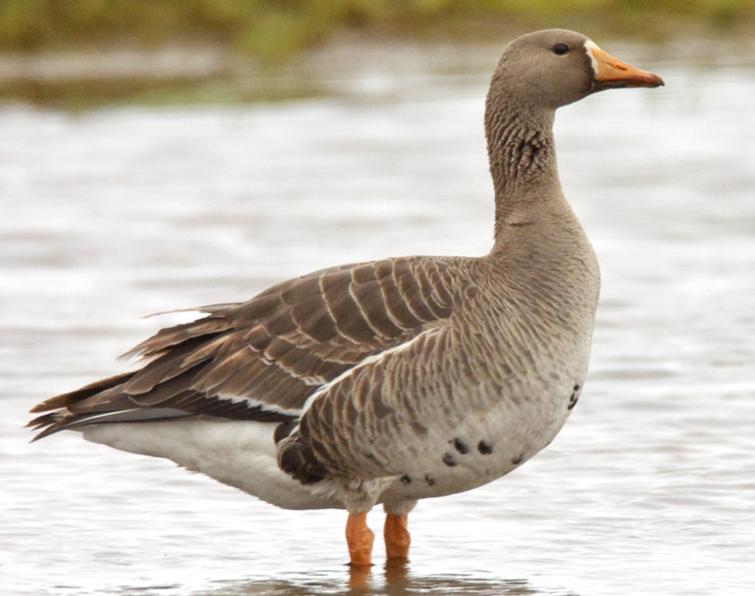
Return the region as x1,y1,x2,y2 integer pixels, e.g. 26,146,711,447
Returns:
81,420,341,510
380,376,583,503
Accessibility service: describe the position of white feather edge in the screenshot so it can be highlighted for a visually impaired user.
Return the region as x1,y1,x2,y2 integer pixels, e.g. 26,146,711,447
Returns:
212,393,303,418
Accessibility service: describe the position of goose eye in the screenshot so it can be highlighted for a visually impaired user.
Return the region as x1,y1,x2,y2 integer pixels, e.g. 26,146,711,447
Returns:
552,43,569,56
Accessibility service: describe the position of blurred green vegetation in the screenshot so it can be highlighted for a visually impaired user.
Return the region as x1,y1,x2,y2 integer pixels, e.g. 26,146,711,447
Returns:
0,0,753,61
2,0,752,107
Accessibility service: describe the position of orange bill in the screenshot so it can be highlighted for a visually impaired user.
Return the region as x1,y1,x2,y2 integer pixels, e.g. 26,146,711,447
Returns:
586,40,664,89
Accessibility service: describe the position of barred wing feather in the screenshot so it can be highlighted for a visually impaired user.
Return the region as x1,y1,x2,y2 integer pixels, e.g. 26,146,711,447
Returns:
29,257,458,440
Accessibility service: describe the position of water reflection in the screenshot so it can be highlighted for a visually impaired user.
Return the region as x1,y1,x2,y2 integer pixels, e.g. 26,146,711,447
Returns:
199,562,569,595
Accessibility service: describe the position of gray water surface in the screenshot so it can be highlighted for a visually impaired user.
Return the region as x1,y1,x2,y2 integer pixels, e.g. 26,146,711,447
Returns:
2,45,754,595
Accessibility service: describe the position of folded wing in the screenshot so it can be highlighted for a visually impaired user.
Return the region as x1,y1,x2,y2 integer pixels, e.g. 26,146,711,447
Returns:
29,257,458,440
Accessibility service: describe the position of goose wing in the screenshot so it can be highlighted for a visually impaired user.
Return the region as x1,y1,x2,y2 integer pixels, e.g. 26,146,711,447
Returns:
29,257,459,440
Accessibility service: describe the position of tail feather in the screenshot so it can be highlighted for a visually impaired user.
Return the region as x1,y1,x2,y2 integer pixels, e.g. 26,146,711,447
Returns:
28,312,234,440
27,412,59,430
30,420,69,442
29,371,136,414
121,315,233,361
29,405,196,442
27,305,298,443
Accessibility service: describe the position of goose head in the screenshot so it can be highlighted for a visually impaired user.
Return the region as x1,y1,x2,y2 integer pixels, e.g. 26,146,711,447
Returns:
489,29,664,111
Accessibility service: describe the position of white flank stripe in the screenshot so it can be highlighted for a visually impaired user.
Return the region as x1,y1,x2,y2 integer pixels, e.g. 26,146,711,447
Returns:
214,394,303,417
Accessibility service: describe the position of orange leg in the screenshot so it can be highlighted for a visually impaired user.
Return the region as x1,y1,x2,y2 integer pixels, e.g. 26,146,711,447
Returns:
383,513,411,560
346,512,374,567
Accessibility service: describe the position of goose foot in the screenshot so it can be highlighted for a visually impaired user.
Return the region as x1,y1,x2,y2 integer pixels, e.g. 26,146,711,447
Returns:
346,512,374,567
384,513,410,560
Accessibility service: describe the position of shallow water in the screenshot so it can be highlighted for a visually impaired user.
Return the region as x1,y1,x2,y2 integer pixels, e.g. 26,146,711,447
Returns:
1,44,754,595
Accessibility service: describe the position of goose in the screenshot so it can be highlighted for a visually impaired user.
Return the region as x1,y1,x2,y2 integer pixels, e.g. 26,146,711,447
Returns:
29,29,663,567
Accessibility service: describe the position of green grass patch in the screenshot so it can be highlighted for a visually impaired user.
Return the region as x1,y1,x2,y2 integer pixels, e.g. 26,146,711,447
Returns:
0,0,753,61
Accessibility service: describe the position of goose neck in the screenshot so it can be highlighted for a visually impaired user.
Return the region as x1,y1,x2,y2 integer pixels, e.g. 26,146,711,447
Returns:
485,97,563,239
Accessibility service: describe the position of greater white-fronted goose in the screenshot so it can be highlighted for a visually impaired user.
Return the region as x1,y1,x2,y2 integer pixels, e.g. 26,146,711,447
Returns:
29,29,663,567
